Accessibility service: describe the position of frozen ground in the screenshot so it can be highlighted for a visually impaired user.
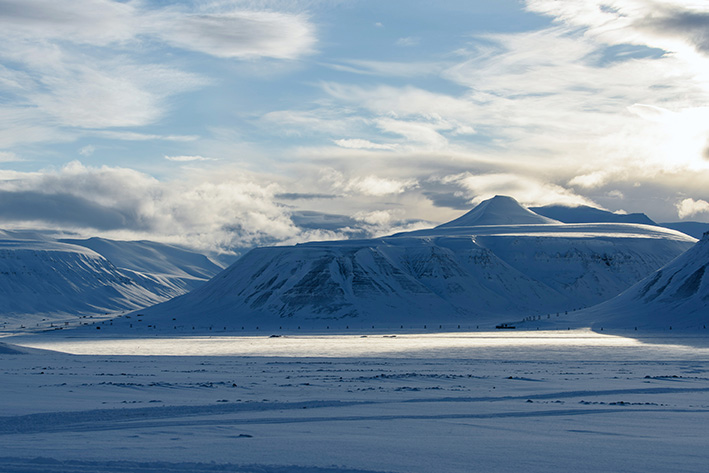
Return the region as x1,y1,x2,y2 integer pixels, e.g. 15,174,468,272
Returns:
1,330,709,473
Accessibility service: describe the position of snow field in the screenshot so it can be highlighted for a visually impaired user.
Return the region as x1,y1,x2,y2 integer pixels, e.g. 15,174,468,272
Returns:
1,332,709,472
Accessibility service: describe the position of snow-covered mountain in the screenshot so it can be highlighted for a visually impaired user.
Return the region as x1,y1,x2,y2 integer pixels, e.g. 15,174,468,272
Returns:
61,237,222,293
658,222,709,240
0,234,223,327
530,204,656,225
575,231,709,330
527,204,709,241
441,195,559,226
124,196,696,331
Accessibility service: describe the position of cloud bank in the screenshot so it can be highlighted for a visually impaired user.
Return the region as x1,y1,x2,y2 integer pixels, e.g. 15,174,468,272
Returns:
1,1,708,251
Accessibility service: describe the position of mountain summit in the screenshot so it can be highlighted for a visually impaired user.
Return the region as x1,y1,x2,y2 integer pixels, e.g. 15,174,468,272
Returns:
436,195,559,227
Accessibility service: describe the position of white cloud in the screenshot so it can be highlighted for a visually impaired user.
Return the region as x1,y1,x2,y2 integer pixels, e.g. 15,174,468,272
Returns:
354,210,396,226
568,171,610,189
441,172,595,208
374,118,449,149
396,37,420,47
91,131,199,142
333,139,396,150
0,161,303,252
607,190,625,200
0,151,21,162
157,10,316,60
345,176,419,196
0,0,317,147
324,59,446,78
0,0,137,45
164,155,215,162
676,198,709,219
0,161,433,251
318,168,418,196
525,0,709,57
78,145,95,157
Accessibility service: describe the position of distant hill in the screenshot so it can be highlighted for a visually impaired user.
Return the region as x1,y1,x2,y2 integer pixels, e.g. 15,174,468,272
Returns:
530,204,656,225
0,234,222,328
658,222,709,240
114,196,696,332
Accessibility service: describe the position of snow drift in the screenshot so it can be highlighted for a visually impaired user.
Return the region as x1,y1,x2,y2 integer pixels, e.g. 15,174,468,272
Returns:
126,196,696,330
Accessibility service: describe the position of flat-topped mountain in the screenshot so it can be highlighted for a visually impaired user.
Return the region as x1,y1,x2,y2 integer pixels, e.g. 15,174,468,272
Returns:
530,204,656,225
116,196,696,331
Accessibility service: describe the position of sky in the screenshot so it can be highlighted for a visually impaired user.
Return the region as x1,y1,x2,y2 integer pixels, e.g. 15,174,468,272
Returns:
1,0,708,253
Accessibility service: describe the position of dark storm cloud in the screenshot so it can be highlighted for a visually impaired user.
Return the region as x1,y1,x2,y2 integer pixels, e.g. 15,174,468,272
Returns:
290,211,361,232
0,190,133,230
275,193,339,201
423,191,473,211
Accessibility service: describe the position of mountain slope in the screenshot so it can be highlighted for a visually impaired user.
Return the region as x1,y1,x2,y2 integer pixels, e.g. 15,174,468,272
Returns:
576,232,709,329
122,198,696,331
0,235,223,327
61,237,223,294
0,240,159,316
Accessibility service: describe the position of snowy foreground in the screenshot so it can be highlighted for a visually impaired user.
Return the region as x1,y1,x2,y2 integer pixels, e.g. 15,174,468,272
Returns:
2,330,709,473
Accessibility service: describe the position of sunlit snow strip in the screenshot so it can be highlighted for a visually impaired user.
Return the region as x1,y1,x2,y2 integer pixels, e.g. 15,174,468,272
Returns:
10,329,709,359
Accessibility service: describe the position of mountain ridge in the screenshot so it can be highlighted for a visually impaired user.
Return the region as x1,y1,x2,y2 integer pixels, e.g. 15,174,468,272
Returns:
0,234,223,328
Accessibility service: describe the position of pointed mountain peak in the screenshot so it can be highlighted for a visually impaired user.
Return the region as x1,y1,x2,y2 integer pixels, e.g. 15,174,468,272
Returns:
436,195,560,228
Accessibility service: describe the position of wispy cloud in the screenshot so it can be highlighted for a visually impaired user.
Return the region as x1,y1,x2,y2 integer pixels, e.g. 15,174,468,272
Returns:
440,172,595,208
396,36,420,47
319,168,419,197
78,146,95,157
157,10,316,59
333,139,396,150
91,131,200,142
324,59,446,77
0,151,21,162
164,155,215,162
0,0,317,147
